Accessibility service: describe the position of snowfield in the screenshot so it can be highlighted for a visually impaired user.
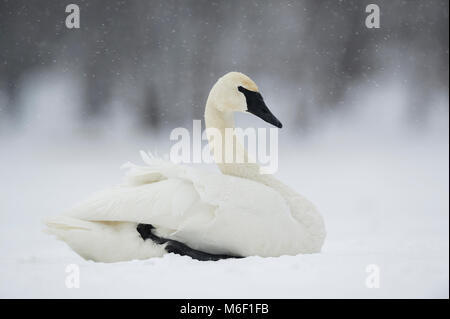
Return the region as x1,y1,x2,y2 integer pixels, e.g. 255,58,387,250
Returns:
0,120,448,298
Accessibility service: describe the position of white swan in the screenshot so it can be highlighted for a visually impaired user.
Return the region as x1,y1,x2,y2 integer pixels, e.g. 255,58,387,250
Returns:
45,72,326,262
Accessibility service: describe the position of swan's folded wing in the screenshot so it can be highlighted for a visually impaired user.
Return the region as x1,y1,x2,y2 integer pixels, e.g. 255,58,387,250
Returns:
64,178,207,232
64,152,309,256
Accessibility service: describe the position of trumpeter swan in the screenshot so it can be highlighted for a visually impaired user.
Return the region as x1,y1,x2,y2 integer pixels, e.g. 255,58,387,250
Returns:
45,72,326,262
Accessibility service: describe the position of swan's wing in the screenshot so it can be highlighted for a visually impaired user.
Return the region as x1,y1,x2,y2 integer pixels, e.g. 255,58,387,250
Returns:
64,152,311,256
65,178,206,234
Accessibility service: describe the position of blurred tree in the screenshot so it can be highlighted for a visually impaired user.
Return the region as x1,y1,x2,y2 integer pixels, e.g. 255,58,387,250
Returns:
0,0,447,132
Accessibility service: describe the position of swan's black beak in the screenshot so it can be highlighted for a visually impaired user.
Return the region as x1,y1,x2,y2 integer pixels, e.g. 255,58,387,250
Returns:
238,86,283,128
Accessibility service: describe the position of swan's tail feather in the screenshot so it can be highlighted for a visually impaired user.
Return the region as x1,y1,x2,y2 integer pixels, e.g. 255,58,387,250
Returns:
44,216,94,233
44,216,166,262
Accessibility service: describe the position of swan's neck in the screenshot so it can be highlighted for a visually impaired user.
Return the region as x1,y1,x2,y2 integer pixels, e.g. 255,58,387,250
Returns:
205,99,258,179
204,99,296,197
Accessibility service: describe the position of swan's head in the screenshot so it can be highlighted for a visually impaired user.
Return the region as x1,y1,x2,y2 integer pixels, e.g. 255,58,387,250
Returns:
209,72,282,128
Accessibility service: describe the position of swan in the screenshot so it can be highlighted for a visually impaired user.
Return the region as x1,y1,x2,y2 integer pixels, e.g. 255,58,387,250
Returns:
45,72,326,262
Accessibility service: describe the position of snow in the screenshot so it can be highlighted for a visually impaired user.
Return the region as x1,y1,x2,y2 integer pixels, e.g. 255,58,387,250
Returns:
0,120,447,298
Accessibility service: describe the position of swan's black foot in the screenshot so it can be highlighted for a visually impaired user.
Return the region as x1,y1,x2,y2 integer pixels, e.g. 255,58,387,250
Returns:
164,240,242,261
137,223,242,261
136,223,165,244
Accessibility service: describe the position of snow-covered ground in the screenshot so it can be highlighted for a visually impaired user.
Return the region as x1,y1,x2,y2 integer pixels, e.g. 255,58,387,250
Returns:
0,115,448,298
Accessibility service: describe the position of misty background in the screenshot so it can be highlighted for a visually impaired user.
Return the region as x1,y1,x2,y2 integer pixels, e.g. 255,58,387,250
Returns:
0,0,448,137
0,1,448,298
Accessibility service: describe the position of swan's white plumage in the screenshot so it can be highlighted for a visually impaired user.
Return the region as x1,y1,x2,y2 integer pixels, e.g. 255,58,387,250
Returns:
47,152,322,260
45,72,326,262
